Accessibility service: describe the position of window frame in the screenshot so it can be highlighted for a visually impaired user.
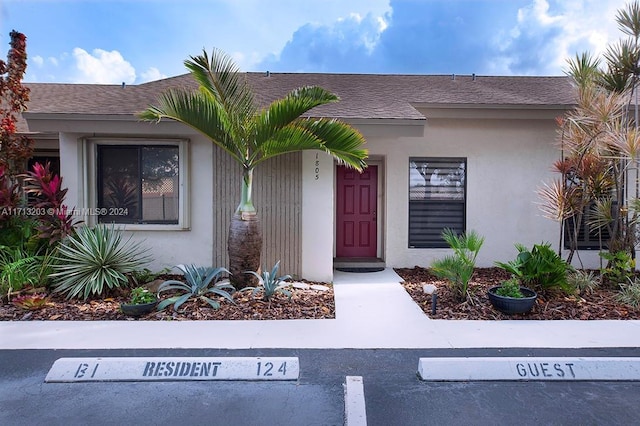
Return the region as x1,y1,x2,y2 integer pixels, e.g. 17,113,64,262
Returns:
85,138,190,230
408,157,467,248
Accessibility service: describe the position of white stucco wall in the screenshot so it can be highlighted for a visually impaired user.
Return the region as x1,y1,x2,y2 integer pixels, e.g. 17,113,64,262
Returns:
57,123,214,273
41,108,603,283
301,150,334,282
362,114,575,270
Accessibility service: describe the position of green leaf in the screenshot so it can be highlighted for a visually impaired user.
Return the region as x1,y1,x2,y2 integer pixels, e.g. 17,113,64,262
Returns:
49,224,152,300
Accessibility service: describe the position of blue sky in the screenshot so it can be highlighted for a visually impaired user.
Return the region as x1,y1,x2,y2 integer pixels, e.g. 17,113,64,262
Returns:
0,0,629,84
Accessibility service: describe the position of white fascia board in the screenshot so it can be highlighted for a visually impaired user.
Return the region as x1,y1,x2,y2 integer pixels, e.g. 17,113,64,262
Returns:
412,103,573,120
22,113,189,134
343,118,426,138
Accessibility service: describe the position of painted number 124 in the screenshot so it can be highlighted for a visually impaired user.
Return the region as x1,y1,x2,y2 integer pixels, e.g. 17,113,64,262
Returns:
256,361,287,376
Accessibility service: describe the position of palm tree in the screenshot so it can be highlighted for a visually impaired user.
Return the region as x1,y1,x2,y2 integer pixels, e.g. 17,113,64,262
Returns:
139,49,368,288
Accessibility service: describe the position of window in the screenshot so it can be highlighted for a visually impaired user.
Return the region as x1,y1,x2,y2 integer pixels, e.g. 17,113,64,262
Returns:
28,154,60,176
92,141,185,226
409,158,466,248
564,202,612,250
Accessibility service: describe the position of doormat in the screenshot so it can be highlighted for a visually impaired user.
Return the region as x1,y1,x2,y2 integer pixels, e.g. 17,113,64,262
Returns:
336,267,385,273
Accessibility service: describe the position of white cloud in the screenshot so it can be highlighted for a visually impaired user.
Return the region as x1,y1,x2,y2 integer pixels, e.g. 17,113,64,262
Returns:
496,0,628,75
71,47,136,84
139,67,167,83
31,55,43,67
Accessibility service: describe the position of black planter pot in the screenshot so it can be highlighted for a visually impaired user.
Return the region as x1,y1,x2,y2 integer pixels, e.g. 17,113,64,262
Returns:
487,286,537,315
120,301,157,316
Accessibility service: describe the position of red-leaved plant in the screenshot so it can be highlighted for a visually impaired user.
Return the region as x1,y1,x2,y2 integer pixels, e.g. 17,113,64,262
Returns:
0,30,33,177
0,165,20,223
22,161,78,243
11,293,49,310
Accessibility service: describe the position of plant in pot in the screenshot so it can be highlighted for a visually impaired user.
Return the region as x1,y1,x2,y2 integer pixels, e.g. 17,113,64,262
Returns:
487,277,537,315
120,287,158,316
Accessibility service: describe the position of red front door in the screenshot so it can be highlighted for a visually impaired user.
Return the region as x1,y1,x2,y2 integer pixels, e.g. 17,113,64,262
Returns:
336,165,378,258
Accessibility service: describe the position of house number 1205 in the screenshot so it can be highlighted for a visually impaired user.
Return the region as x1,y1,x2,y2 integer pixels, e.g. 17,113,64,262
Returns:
315,153,320,180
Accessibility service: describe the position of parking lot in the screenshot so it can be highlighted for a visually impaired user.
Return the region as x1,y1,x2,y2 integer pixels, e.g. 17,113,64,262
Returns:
2,348,640,425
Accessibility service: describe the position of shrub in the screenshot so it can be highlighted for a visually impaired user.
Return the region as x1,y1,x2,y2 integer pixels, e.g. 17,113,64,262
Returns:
11,293,49,310
0,245,50,299
157,264,234,311
495,243,573,293
430,229,484,301
128,287,157,305
128,267,171,286
49,224,152,300
599,251,635,285
243,260,292,301
617,279,640,308
567,269,600,295
22,161,78,244
495,277,524,298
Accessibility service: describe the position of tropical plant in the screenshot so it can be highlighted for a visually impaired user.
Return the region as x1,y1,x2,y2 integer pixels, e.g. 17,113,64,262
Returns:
157,264,234,311
128,287,157,305
0,30,33,177
243,260,292,301
49,224,152,300
599,250,635,285
11,293,48,310
22,161,78,244
617,279,640,308
0,245,50,299
537,1,640,265
0,165,20,224
127,267,171,286
495,243,574,293
495,277,525,298
567,269,601,295
430,229,484,301
139,48,368,289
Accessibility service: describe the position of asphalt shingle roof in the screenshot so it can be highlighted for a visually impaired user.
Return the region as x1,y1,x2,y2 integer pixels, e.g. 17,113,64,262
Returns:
19,73,576,132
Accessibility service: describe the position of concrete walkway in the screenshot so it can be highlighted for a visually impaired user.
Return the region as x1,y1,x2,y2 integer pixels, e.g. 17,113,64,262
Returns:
1,268,640,349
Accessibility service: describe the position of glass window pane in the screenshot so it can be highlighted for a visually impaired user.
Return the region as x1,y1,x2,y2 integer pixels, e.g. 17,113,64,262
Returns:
409,159,465,201
97,144,180,225
141,146,179,223
98,146,140,222
409,157,466,248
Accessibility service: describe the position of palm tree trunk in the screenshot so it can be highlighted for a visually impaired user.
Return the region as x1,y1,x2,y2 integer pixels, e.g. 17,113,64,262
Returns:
228,168,262,289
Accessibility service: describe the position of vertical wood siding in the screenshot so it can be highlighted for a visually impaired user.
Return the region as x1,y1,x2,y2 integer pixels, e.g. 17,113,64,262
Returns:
212,146,302,277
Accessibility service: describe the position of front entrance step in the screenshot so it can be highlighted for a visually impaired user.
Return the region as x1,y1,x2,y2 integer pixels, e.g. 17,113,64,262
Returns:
333,257,385,269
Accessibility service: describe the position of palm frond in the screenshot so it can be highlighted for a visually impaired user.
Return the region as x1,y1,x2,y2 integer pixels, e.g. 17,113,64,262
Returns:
565,52,601,88
184,49,256,122
253,86,339,149
139,89,245,163
295,118,368,170
617,0,640,38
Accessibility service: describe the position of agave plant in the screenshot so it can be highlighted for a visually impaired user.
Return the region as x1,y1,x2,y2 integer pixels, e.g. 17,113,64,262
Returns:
49,224,152,300
157,264,234,311
243,260,292,301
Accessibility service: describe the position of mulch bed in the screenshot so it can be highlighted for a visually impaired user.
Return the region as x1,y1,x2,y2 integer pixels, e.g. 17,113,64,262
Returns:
396,267,640,320
0,278,335,321
4,267,639,321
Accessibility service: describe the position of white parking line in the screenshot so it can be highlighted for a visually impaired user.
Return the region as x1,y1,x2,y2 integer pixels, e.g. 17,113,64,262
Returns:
344,376,367,425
